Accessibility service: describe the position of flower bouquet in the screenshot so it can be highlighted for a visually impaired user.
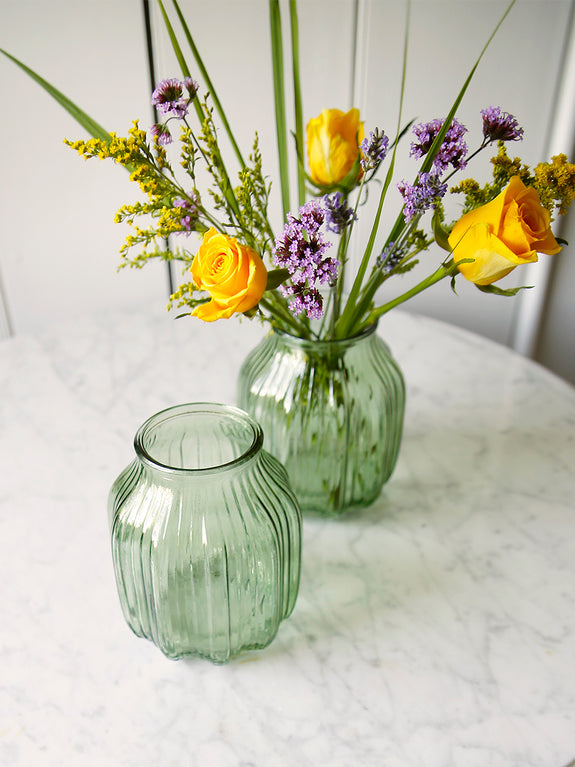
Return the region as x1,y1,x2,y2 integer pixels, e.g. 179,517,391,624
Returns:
3,0,574,514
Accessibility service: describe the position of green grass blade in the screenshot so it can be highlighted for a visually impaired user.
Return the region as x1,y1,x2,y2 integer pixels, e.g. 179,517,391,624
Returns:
381,0,517,254
1,49,110,141
337,0,517,337
155,0,241,220
270,0,291,219
334,0,411,337
289,0,305,207
419,0,516,178
155,0,203,124
166,0,245,168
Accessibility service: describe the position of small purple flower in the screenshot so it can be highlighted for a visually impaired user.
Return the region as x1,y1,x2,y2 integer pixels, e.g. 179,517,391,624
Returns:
377,241,406,272
173,195,199,234
323,192,356,234
150,123,172,146
360,128,390,172
273,199,339,320
151,77,199,118
410,118,468,173
298,199,324,236
481,106,524,143
273,200,330,276
280,284,324,320
398,172,447,222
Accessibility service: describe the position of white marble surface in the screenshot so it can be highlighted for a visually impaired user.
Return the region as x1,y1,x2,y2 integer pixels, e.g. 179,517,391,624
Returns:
1,307,575,767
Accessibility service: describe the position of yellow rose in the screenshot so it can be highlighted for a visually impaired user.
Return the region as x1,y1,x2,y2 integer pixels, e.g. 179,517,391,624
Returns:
191,228,267,321
307,108,364,187
449,176,561,285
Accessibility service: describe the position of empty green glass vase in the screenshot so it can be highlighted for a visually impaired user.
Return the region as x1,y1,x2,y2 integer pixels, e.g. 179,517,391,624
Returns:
238,325,405,517
108,403,302,663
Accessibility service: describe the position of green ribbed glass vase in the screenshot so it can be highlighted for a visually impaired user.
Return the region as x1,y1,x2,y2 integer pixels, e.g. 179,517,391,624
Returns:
238,325,405,517
108,403,302,664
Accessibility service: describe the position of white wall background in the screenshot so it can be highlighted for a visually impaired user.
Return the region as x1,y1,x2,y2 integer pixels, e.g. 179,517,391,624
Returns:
1,0,574,383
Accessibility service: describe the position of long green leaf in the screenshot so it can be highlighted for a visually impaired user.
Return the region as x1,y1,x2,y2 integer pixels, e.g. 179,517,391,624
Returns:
384,0,517,250
0,49,110,141
289,0,305,207
334,0,411,338
155,0,241,221
166,0,245,168
338,0,517,336
155,0,202,123
419,0,516,178
270,0,291,219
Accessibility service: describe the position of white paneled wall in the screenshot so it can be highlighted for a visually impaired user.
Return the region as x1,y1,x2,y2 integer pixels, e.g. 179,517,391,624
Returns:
0,0,167,336
514,3,575,377
1,0,574,383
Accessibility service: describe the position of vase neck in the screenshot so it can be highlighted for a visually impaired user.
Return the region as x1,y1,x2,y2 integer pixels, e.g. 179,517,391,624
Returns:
134,403,263,479
272,322,379,354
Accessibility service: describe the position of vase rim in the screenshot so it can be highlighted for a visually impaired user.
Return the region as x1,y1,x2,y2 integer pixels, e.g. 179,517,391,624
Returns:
273,320,379,348
134,402,264,476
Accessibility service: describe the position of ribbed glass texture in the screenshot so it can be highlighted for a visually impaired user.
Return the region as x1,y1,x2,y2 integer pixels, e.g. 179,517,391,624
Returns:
108,403,302,664
238,325,405,517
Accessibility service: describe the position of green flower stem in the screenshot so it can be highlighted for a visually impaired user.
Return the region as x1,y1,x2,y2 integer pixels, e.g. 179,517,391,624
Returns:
259,294,310,337
289,0,305,208
337,219,421,337
330,226,352,337
317,289,334,339
334,160,402,338
335,174,366,273
196,207,227,233
327,179,366,335
334,1,410,340
361,260,456,329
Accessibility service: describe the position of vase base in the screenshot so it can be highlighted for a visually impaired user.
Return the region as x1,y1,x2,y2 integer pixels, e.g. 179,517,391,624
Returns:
131,627,281,664
297,487,382,518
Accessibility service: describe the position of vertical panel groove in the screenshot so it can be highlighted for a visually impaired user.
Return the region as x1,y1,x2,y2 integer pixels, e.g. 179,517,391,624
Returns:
0,264,13,339
509,0,575,357
348,0,369,274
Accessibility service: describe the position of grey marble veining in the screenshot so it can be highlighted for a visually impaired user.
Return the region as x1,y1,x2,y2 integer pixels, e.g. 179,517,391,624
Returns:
1,308,574,766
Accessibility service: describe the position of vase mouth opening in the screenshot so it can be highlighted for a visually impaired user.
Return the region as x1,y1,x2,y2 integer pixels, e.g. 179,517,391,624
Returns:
275,320,379,347
134,403,263,475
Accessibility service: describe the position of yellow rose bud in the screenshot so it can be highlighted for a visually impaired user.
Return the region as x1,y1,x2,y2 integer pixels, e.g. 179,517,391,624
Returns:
306,108,364,187
191,228,267,321
449,176,561,285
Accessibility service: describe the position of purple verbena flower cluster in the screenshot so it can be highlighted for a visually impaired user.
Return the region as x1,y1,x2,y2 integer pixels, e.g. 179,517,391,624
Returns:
481,106,524,143
323,192,357,234
273,199,339,319
410,118,468,173
360,128,390,172
397,172,448,223
376,241,407,273
152,77,199,119
173,195,200,234
280,288,325,320
397,106,523,226
150,123,173,146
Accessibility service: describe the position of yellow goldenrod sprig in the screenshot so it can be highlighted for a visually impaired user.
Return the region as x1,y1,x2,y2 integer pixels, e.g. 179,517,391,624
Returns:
534,154,575,216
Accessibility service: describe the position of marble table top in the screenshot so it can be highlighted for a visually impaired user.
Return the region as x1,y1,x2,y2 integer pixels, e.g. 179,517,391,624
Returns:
1,307,574,767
